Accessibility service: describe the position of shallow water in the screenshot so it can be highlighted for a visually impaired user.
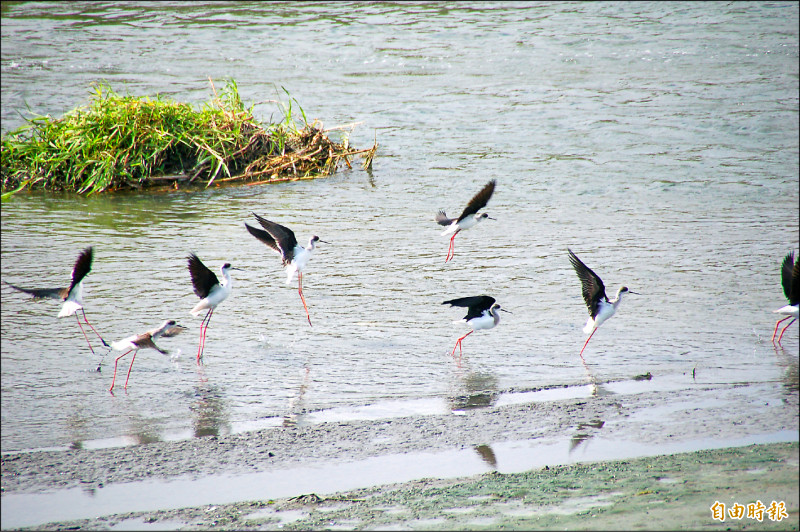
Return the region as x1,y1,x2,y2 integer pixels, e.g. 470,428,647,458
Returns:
1,2,798,453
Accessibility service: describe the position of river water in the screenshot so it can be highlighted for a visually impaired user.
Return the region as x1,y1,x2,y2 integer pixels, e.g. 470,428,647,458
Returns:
1,2,797,455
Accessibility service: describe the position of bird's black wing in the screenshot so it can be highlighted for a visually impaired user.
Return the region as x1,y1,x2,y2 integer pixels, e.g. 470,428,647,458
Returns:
252,213,297,265
67,247,93,296
435,211,455,226
568,248,607,318
245,223,281,254
443,295,496,321
187,253,219,299
2,280,66,300
456,180,496,223
781,251,799,305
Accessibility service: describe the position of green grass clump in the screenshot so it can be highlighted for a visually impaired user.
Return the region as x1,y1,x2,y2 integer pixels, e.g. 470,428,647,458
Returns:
1,80,375,197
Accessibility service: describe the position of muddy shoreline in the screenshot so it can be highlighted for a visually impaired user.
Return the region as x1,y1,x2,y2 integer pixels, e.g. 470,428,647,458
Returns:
15,442,799,531
2,383,798,529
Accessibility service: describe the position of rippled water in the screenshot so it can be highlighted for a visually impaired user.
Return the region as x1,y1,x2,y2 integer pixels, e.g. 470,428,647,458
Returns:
1,1,798,452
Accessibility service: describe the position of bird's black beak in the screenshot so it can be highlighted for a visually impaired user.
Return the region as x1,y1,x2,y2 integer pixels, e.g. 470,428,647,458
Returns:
628,291,640,295
500,308,512,313
319,239,331,244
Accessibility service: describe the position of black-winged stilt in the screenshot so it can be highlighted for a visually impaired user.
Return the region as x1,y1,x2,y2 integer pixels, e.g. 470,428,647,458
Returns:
568,248,638,359
2,246,109,355
442,295,509,360
435,180,496,263
245,212,328,326
772,251,799,345
188,253,241,363
108,319,186,392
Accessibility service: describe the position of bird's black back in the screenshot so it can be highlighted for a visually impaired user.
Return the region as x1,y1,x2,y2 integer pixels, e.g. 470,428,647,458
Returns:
442,295,496,321
251,213,297,265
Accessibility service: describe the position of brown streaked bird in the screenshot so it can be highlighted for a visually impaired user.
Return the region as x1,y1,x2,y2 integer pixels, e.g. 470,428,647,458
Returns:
772,251,799,345
2,246,109,354
435,180,496,263
108,319,186,392
568,248,638,359
245,212,329,326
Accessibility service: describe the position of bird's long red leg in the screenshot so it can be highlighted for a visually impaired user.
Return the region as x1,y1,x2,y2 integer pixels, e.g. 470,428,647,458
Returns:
772,316,791,342
298,272,312,326
450,330,473,358
777,318,797,344
445,233,458,263
124,349,139,389
81,309,109,347
579,329,597,359
75,315,96,355
109,349,132,392
197,309,213,364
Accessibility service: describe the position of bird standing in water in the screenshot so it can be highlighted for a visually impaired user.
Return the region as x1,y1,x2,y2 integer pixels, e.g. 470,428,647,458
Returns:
188,253,241,363
568,248,638,359
772,251,799,345
3,246,109,355
442,295,509,361
245,212,328,326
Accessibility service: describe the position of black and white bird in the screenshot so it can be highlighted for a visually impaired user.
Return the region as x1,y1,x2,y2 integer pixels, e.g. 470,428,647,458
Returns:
442,295,509,360
568,248,638,358
3,246,109,354
188,253,241,363
245,212,328,326
108,319,186,392
435,180,496,263
772,251,799,345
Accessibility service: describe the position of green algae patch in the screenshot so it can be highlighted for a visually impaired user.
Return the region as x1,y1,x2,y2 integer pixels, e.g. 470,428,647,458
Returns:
1,80,375,197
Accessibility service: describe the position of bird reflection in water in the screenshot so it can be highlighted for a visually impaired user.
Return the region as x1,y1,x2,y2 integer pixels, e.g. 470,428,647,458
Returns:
191,379,230,438
773,343,799,396
284,365,311,426
448,371,498,411
569,419,605,454
474,444,498,469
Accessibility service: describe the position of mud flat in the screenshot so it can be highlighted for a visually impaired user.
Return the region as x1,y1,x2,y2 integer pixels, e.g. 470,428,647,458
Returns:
2,384,798,530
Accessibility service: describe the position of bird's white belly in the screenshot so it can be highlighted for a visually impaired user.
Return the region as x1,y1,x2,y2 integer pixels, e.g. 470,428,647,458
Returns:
774,303,800,319
191,284,230,315
469,314,497,331
58,299,83,318
584,300,616,333
111,337,137,351
441,222,459,236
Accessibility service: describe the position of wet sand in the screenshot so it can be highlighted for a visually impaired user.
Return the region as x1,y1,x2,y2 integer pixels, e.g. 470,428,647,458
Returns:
2,384,798,530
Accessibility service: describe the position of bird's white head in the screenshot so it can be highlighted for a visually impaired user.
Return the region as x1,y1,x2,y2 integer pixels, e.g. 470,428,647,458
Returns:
478,213,496,222
220,263,243,284
308,235,330,250
490,303,511,323
616,286,639,299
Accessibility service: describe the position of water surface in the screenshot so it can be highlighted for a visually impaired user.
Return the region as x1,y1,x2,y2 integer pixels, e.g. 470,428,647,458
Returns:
1,1,798,452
